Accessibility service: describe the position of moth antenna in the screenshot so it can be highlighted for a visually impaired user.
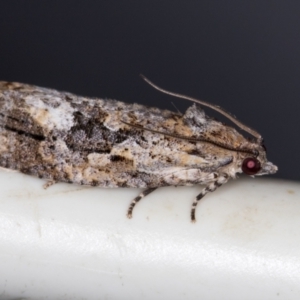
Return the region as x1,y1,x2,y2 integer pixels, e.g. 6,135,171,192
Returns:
140,74,262,143
170,101,182,114
121,120,257,156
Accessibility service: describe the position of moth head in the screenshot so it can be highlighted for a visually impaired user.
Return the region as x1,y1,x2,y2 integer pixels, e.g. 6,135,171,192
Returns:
241,144,277,176
139,75,278,177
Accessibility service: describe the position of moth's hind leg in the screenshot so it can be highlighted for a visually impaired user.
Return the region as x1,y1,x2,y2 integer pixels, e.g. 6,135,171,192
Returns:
191,174,229,223
43,180,57,189
127,187,157,219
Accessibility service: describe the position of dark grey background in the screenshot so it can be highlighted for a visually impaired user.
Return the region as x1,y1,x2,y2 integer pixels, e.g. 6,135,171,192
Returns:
0,1,298,181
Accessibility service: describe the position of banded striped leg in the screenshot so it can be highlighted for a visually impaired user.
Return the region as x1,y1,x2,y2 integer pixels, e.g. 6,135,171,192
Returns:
43,180,57,189
127,187,157,219
191,175,229,223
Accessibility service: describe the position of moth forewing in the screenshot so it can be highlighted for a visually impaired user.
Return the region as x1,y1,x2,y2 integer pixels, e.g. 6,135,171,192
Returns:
0,79,277,222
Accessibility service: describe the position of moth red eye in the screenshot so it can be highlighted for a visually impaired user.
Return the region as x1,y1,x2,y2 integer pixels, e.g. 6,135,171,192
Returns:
242,157,261,175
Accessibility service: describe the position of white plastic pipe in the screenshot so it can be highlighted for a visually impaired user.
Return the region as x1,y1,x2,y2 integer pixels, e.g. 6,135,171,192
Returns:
0,168,299,300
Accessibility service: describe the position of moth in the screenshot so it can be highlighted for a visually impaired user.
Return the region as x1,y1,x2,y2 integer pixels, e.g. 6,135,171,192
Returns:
0,76,277,222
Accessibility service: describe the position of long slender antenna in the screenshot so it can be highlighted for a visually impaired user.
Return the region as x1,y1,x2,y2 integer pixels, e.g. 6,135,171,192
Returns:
121,120,258,156
140,75,262,142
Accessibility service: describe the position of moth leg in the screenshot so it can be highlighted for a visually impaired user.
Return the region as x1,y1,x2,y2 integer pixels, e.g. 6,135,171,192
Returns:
191,174,229,223
43,180,57,189
127,187,157,219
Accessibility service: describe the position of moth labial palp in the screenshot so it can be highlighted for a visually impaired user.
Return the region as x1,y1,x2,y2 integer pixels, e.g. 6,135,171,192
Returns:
0,77,277,222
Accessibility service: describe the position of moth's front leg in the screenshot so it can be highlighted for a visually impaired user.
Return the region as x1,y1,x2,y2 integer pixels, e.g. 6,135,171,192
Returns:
191,174,229,223
127,187,157,219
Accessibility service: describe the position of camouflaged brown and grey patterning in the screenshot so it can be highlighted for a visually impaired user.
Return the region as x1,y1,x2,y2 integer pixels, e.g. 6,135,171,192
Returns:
0,80,277,221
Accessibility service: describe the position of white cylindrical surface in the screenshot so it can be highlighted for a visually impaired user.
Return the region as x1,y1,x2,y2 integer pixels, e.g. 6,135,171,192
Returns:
0,169,299,300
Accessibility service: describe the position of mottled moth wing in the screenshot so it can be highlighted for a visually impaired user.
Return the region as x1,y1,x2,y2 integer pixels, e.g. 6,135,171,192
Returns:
0,81,232,189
